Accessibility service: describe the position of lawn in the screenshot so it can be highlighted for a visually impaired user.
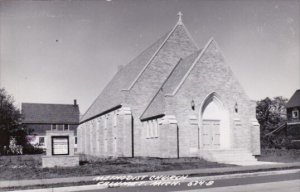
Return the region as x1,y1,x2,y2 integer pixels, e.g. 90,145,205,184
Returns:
257,148,300,163
1,149,299,181
0,155,230,180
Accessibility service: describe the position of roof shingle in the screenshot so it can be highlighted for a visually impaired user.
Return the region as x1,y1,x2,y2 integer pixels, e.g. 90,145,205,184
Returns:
286,89,300,108
80,32,170,122
22,103,80,124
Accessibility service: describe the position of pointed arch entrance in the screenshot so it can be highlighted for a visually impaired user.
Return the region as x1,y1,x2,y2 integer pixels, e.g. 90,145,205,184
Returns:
199,93,230,149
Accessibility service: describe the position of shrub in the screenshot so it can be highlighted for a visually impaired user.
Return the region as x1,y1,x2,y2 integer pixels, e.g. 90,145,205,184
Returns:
22,144,44,154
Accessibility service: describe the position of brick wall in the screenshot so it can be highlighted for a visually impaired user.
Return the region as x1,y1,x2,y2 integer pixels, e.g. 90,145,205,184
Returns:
128,25,197,156
78,33,260,158
164,40,260,156
78,107,133,159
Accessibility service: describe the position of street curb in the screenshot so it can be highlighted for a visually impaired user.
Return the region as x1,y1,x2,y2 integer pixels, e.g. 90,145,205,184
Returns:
4,169,300,192
1,162,300,189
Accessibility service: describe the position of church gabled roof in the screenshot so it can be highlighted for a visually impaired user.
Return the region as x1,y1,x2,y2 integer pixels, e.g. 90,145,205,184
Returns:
80,32,169,123
140,49,201,120
81,14,198,123
286,89,300,108
140,38,228,120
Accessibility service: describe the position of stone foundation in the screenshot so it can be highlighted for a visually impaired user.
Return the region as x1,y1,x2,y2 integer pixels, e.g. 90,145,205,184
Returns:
42,155,79,168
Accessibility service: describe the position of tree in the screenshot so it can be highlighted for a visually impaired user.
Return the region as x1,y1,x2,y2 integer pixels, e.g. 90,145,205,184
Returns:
256,96,288,148
0,88,28,154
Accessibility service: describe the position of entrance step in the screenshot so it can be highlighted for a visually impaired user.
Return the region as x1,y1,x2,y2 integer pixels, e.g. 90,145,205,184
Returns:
199,149,261,166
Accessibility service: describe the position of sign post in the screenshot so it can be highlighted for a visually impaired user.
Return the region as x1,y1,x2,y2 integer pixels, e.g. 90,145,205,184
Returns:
42,130,79,168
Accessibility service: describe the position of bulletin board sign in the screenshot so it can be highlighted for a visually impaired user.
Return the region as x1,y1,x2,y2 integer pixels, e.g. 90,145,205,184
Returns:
52,136,69,155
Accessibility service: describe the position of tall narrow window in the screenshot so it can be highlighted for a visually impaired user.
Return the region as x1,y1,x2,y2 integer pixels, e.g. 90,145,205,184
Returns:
113,112,117,127
104,116,107,129
39,137,45,146
104,139,108,153
292,109,299,119
146,122,150,138
154,120,158,137
64,124,69,130
151,120,155,138
148,121,151,138
52,124,57,130
113,137,117,153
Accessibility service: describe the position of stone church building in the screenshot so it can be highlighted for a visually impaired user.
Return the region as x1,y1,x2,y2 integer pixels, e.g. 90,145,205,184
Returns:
78,13,260,164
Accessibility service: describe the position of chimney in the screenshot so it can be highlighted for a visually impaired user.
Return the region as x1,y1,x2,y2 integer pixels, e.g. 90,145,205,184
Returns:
74,99,77,106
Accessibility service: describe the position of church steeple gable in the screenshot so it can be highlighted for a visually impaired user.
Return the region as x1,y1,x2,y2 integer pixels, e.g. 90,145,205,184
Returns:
177,11,183,25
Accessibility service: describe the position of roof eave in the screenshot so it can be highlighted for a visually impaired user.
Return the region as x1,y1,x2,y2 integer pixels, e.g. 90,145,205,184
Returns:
80,104,122,124
140,114,165,122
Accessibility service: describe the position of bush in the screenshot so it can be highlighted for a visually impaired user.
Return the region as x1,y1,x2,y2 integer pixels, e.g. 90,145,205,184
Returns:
22,144,44,155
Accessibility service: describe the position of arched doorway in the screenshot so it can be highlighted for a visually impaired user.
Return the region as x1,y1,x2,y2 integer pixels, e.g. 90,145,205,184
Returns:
199,93,230,150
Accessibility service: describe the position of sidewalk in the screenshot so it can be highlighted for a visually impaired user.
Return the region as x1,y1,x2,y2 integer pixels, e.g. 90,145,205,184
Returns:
1,162,300,189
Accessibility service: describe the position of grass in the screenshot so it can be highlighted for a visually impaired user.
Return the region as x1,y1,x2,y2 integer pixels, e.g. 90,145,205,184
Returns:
1,149,299,181
257,148,300,163
0,155,230,181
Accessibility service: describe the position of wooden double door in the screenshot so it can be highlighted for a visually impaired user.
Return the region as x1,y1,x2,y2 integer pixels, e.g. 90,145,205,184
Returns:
202,120,220,149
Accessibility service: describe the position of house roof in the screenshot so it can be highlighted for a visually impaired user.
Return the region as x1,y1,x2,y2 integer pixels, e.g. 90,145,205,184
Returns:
22,103,80,124
81,18,198,123
286,89,300,108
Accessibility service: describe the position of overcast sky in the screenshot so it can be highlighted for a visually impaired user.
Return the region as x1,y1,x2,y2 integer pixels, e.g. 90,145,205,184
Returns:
0,0,299,114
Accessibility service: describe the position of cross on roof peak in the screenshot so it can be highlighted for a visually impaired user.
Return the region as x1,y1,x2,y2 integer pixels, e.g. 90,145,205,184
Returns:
177,11,183,25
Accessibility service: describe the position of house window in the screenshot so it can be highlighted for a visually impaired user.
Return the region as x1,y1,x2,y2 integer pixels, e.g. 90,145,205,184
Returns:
75,137,77,144
64,124,69,130
292,109,299,119
39,137,45,146
52,124,57,130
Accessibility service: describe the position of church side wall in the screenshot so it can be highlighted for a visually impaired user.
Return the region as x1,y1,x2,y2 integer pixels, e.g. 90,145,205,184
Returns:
78,107,133,160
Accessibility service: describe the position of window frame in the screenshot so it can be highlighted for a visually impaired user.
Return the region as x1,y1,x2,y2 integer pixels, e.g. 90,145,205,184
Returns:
39,136,45,146
52,124,57,130
145,119,159,139
292,109,299,119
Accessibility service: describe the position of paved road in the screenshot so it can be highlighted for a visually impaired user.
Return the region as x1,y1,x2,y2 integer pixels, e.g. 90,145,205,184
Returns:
85,171,300,192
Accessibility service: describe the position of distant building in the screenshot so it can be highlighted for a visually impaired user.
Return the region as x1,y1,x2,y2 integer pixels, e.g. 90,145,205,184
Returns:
286,89,300,141
21,100,80,150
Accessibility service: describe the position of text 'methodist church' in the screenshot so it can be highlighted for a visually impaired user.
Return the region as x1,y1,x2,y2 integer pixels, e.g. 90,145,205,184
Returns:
78,13,261,164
